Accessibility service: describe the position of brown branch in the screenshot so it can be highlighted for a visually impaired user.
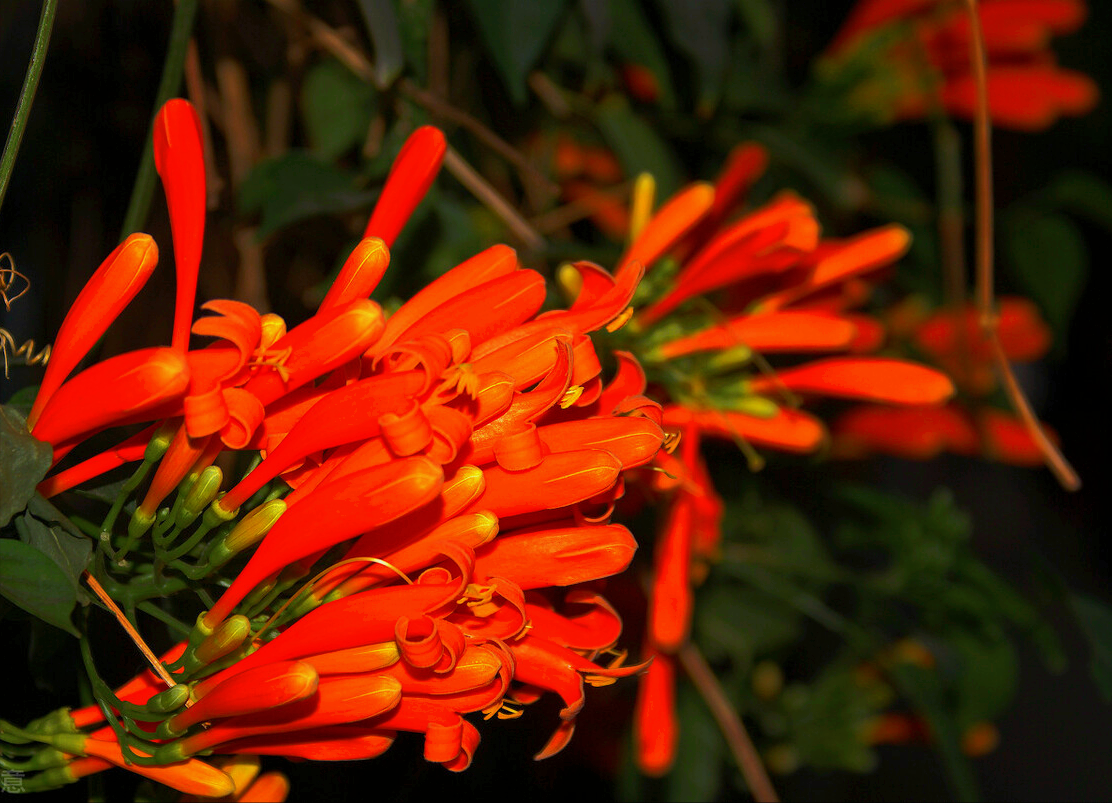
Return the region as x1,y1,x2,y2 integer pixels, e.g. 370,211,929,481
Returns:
443,146,545,252
83,571,179,690
677,643,780,803
962,0,1081,491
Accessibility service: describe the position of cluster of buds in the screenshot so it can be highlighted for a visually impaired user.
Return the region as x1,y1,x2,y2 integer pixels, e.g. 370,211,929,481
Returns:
4,100,662,797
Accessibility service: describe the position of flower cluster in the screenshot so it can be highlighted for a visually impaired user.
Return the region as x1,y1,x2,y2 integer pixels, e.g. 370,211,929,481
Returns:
11,100,661,797
822,0,1098,130
590,144,956,775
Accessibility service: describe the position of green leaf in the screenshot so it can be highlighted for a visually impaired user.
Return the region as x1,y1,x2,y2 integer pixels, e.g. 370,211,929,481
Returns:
734,0,776,50
1067,592,1112,702
595,94,683,198
465,0,571,104
0,404,52,527
945,627,1018,728
609,0,677,109
238,153,376,238
301,59,377,161
0,539,80,637
14,506,92,605
2,384,39,417
655,0,731,113
665,682,725,801
1004,211,1088,340
395,0,434,84
1046,170,1112,233
356,0,405,88
890,662,981,802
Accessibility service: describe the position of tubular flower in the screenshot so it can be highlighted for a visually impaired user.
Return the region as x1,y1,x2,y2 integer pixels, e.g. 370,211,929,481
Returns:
832,296,1058,465
581,145,954,776
821,0,1097,130
18,101,658,797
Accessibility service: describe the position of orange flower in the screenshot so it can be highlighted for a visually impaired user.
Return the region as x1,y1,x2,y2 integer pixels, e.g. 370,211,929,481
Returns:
824,0,1098,130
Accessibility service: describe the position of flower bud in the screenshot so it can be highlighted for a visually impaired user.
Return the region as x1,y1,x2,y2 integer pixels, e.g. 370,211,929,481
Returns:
194,614,252,666
146,683,191,714
176,465,223,528
206,499,287,568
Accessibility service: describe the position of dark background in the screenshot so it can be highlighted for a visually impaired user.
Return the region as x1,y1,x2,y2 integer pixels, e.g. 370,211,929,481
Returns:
0,1,1109,800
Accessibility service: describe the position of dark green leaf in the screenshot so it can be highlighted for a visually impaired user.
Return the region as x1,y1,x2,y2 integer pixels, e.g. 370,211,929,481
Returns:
695,584,801,662
465,0,571,104
1004,211,1088,340
1067,592,1112,702
395,0,434,84
357,0,405,87
0,404,52,527
946,627,1018,728
734,0,776,50
0,539,80,637
14,507,92,604
239,153,376,238
595,94,683,198
655,0,731,113
890,663,981,802
610,0,677,109
2,384,39,417
301,59,377,161
664,682,725,801
1046,170,1112,233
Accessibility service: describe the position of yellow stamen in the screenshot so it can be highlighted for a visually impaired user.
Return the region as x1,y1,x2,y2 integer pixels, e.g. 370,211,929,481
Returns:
559,385,584,408
605,306,635,333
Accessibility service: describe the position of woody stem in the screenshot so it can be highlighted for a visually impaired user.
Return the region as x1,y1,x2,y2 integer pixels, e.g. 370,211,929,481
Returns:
961,0,1080,490
678,642,780,803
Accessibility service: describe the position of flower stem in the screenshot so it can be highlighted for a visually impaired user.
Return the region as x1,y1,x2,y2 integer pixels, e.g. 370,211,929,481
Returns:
119,0,201,239
0,0,59,218
677,642,779,803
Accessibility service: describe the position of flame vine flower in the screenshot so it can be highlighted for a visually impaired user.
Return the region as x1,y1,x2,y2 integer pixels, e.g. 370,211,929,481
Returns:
819,0,1098,130
584,144,956,776
0,100,662,798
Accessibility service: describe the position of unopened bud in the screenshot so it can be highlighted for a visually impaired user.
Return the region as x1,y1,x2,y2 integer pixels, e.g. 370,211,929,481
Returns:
194,615,252,666
206,499,286,568
146,683,191,714
176,466,223,528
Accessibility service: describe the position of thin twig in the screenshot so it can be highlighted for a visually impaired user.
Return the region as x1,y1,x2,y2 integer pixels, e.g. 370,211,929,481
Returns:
962,0,1080,490
82,571,178,689
677,643,780,803
444,146,546,252
0,0,59,218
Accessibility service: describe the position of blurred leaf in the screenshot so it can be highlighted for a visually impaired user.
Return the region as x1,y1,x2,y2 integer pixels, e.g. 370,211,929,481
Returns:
14,504,92,605
1067,592,1112,702
1045,170,1112,233
0,404,52,527
239,153,376,238
0,539,80,637
578,0,611,53
664,681,725,801
784,664,885,773
864,163,940,302
696,584,802,663
1004,211,1088,340
734,0,776,50
655,0,731,113
356,0,404,87
946,627,1018,728
890,663,981,802
301,59,377,161
465,0,571,104
396,0,434,84
610,0,677,109
595,95,683,198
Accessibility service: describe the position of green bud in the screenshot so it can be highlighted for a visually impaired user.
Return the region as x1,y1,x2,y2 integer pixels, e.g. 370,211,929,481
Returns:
207,499,287,568
126,507,156,541
194,615,251,665
144,424,175,462
146,683,191,714
175,466,223,529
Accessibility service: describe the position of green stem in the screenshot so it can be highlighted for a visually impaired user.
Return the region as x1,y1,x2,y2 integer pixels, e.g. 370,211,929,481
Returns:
137,601,192,637
119,0,201,239
0,0,58,218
